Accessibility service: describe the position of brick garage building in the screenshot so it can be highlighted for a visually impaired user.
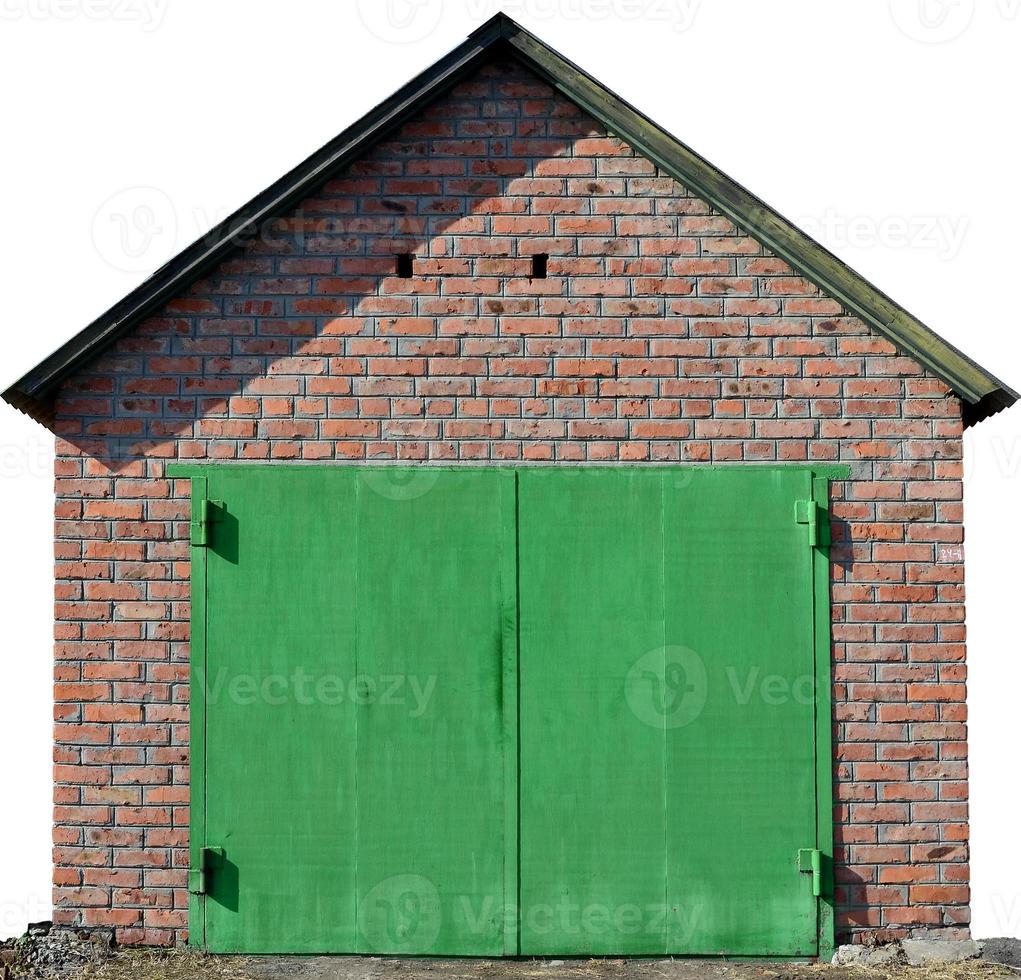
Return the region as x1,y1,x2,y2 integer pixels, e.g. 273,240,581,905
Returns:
3,14,1016,957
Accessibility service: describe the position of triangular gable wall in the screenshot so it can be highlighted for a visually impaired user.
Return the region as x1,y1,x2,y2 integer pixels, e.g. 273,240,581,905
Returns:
3,15,1014,426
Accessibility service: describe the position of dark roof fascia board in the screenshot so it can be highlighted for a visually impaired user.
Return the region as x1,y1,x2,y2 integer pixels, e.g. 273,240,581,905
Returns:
4,12,1016,427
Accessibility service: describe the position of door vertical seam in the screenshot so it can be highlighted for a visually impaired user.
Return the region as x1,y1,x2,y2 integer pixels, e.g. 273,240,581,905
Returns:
660,473,669,953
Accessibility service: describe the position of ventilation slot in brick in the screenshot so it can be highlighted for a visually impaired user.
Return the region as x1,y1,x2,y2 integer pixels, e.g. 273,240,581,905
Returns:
531,253,548,279
396,253,414,278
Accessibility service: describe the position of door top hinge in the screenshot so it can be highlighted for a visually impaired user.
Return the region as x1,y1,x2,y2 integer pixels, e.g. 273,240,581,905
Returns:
799,847,822,897
795,499,829,549
191,499,224,548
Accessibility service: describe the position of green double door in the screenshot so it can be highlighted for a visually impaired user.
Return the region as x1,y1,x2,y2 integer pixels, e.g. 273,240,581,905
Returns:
185,466,830,956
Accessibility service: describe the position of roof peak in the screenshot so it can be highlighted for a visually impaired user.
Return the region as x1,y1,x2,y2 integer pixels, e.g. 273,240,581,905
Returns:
467,11,524,38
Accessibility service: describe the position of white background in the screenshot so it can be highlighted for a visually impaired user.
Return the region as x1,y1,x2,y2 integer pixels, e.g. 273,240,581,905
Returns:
1,0,1018,943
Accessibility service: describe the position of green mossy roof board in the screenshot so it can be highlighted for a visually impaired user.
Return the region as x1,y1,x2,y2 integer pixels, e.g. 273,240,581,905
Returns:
3,14,1015,427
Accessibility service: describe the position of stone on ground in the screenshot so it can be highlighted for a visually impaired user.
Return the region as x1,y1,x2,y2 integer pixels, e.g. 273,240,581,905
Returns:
902,938,981,965
981,938,1021,968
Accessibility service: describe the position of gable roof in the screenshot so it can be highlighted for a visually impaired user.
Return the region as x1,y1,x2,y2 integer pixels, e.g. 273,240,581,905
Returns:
4,14,1015,428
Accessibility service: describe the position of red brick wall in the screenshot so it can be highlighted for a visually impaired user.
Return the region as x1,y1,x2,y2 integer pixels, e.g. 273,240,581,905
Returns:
49,59,968,947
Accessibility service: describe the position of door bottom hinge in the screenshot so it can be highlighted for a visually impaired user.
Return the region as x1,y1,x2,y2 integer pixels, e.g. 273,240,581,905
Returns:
794,500,828,548
190,499,224,548
799,847,822,897
188,846,225,895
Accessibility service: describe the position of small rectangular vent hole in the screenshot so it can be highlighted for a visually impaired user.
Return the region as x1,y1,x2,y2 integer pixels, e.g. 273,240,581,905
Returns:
396,253,414,278
531,253,548,279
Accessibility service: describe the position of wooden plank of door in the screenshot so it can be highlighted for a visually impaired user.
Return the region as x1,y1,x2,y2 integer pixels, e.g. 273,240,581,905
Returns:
201,468,360,953
354,468,513,956
517,468,668,955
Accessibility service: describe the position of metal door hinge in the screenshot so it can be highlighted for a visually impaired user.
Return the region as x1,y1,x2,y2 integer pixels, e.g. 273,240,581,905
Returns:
799,847,822,897
795,500,828,548
188,846,225,895
191,499,224,548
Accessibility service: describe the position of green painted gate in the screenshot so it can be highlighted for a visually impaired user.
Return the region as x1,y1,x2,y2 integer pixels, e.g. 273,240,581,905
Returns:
173,464,840,957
